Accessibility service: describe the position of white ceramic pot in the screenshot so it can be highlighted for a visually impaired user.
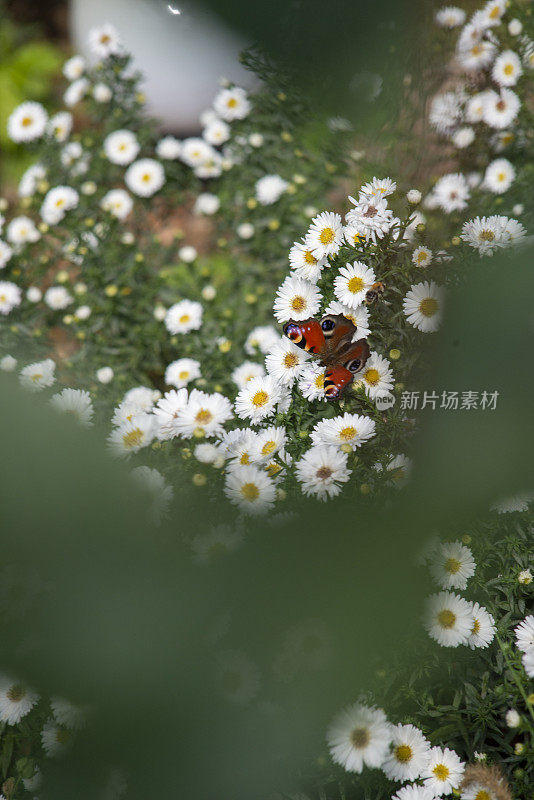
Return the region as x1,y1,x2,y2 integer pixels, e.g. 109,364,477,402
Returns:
69,0,252,133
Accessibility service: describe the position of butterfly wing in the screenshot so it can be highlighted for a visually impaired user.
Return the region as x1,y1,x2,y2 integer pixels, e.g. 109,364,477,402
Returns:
283,318,326,354
324,338,371,401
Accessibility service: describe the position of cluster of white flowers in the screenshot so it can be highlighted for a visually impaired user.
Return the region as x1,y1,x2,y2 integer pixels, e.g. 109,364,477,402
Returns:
421,539,496,650
327,701,466,798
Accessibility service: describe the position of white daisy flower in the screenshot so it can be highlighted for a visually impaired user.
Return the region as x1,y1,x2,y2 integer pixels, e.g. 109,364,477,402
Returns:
41,718,73,757
88,23,122,58
7,101,47,142
0,677,39,724
460,215,510,255
63,54,85,81
175,389,233,438
250,426,287,463
333,261,376,309
482,88,520,129
100,188,133,220
194,192,220,215
234,375,281,424
323,301,371,339
345,196,397,244
40,185,79,225
237,222,254,240
432,173,470,213
460,783,497,800
123,385,159,408
380,454,413,488
429,91,463,134
360,353,394,399
430,541,476,590
125,159,165,197
518,569,533,585
178,245,197,263
483,158,515,194
457,39,497,71
194,150,224,179
265,337,309,385
311,413,376,451
327,703,392,773
92,82,112,102
213,86,251,121
19,358,55,391
203,119,230,146
451,126,475,148
298,362,327,402
305,211,344,259
225,429,259,467
131,466,174,524
108,414,156,457
288,239,327,282
465,92,489,123
296,444,350,500
6,216,40,245
255,174,289,205
245,325,280,356
481,0,507,27
391,784,436,800
424,591,473,647
412,246,433,268
154,135,181,160
50,697,87,730
422,746,465,795
153,388,189,440
467,602,496,649
231,361,266,390
224,464,276,515
382,723,431,782
0,355,17,371
403,282,444,333
492,50,523,87
435,7,466,27
0,240,12,269
50,388,94,426
165,358,201,388
273,275,321,323
523,649,534,677
63,77,89,107
192,524,244,564
514,615,534,653
0,280,21,315
164,299,203,335
18,163,45,198
96,366,114,384
359,176,396,200
492,493,532,513
505,708,521,728
180,137,215,168
47,111,72,142
44,286,73,310
194,442,223,465
103,130,140,166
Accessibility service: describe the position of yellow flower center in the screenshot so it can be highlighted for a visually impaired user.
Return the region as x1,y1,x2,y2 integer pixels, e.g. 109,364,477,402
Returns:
142,173,151,183
178,370,190,380
319,227,335,245
395,744,413,763
7,685,26,702
350,727,370,749
179,314,191,324
304,250,317,265
283,352,299,368
195,409,213,425
261,441,277,456
364,368,380,386
504,63,514,76
445,557,461,574
419,297,439,317
100,33,111,44
433,764,450,782
31,373,43,382
122,428,144,448
489,4,500,19
227,97,238,108
55,198,65,208
471,44,482,56
472,617,480,635
252,390,269,407
241,482,259,501
240,452,250,465
437,609,456,629
266,461,282,477
474,791,491,800
21,116,32,127
479,230,495,242
497,172,506,182
0,295,6,303
348,276,364,294
314,373,325,389
417,251,429,263
339,426,356,441
291,296,306,312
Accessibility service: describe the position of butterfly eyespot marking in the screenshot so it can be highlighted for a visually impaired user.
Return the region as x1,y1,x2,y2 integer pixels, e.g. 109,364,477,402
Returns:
321,317,336,333
283,323,302,343
346,358,362,373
